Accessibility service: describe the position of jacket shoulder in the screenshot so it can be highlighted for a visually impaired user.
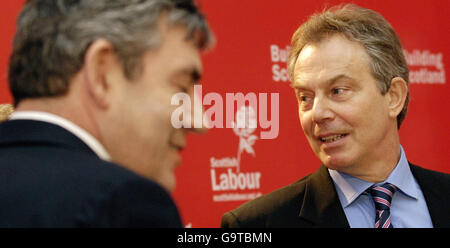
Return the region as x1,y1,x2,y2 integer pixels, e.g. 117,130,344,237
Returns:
0,144,182,227
221,175,311,228
54,157,183,227
409,163,450,227
410,163,450,188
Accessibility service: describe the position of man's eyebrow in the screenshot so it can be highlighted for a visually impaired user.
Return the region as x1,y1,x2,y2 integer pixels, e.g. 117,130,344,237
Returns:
174,67,202,84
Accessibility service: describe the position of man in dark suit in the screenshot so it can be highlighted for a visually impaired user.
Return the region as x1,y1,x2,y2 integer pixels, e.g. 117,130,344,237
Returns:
0,0,213,227
221,4,450,228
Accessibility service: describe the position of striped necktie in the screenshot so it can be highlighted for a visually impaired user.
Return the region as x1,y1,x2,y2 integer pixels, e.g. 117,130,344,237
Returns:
367,183,397,228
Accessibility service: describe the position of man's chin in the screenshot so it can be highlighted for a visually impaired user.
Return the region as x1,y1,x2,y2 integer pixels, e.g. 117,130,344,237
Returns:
154,173,176,193
320,154,353,172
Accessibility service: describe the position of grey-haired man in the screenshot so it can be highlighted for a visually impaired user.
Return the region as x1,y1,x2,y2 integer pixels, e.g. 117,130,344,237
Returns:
0,0,213,227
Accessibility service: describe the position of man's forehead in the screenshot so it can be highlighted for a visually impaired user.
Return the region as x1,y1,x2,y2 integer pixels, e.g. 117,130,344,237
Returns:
153,21,202,63
296,45,317,64
293,71,356,89
298,35,368,62
293,36,371,87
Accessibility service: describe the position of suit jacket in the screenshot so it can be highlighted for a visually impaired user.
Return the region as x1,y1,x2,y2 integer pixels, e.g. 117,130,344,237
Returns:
221,164,450,228
0,119,182,227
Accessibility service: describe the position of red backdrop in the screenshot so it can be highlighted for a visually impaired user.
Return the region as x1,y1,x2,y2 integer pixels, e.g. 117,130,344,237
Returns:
1,0,449,228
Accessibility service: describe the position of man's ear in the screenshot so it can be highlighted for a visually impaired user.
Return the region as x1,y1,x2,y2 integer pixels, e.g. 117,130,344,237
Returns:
82,39,119,109
387,77,408,119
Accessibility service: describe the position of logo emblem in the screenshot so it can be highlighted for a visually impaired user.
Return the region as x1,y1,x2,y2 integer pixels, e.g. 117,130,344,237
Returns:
210,105,263,202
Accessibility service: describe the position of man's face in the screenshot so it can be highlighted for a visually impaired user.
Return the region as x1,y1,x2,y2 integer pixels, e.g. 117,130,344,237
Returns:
104,22,205,192
292,34,393,174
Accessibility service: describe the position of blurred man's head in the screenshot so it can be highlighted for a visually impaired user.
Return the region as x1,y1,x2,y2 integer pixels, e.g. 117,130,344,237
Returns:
289,5,408,180
9,0,214,191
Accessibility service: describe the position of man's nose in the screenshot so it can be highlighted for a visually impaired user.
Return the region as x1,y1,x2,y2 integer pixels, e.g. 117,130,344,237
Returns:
311,96,334,124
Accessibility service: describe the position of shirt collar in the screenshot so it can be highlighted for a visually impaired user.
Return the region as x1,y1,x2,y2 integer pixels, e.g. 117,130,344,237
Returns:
9,111,111,161
382,146,418,200
329,146,419,208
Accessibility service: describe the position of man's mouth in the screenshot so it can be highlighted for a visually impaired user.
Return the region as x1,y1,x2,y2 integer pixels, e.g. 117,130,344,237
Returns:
319,134,348,143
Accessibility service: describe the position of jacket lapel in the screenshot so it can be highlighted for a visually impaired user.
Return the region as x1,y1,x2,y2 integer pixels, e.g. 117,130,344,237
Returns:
298,165,350,227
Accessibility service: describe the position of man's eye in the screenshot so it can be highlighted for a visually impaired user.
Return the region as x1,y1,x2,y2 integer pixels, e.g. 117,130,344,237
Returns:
294,88,313,109
300,95,310,102
298,93,313,106
332,88,345,95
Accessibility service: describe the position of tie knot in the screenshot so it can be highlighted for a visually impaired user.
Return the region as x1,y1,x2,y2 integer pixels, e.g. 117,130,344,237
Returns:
367,183,397,210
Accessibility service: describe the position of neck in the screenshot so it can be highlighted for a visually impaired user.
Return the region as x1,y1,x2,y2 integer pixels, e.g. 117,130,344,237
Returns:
343,127,401,183
15,96,101,142
354,149,401,183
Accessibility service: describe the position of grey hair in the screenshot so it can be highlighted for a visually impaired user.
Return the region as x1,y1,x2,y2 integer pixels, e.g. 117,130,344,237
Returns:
288,4,409,128
9,0,214,104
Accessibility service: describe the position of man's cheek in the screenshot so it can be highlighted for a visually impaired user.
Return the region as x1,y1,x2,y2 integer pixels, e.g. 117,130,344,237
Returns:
299,119,311,135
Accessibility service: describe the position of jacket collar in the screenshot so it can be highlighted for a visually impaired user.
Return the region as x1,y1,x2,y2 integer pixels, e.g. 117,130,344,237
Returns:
0,119,98,158
298,165,350,227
